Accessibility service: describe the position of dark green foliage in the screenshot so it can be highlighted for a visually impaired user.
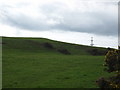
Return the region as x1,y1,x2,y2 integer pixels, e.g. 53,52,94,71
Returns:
87,49,107,56
109,74,120,85
43,42,54,49
96,49,120,88
57,48,71,55
104,50,120,72
96,77,110,88
96,74,120,88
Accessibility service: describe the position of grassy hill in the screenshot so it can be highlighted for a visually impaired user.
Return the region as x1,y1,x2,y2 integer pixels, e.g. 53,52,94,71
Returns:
2,37,112,88
2,37,107,55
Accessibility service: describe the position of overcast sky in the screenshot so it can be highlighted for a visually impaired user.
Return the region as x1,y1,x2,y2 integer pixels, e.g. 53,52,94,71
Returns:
0,0,119,48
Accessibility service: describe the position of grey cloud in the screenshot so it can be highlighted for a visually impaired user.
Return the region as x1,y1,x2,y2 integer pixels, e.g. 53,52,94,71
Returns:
0,2,118,36
8,15,51,30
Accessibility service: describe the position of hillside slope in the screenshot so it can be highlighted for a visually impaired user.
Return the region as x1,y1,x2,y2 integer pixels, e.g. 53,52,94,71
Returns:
2,37,107,55
2,37,112,88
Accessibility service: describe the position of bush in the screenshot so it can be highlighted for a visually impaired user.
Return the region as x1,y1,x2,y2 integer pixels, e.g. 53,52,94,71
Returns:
96,77,110,88
43,42,54,49
58,48,71,55
96,49,120,88
104,50,120,72
88,49,107,56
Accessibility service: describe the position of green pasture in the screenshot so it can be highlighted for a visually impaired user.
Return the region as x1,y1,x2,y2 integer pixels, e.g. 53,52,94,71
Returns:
2,37,112,88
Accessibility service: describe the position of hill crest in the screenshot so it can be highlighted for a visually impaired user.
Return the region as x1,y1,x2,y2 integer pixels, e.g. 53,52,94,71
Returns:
2,36,107,55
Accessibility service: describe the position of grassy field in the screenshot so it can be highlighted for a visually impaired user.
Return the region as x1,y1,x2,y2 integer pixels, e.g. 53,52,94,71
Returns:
2,37,112,88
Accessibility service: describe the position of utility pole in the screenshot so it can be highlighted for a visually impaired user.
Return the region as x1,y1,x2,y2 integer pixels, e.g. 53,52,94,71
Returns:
90,37,94,46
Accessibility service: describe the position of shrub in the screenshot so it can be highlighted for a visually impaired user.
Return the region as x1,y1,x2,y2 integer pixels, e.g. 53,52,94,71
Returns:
96,77,110,88
96,49,120,88
88,49,107,56
58,48,71,55
43,42,54,49
104,50,120,72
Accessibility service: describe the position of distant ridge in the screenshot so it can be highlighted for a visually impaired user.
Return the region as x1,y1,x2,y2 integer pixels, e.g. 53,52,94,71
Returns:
2,36,107,55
